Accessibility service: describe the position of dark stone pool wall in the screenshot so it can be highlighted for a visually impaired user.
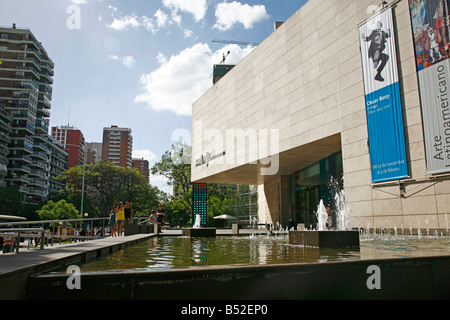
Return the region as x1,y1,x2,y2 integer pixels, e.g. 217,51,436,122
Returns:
27,255,450,300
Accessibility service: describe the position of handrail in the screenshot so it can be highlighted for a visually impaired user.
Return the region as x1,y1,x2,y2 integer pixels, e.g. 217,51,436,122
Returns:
0,227,44,252
0,217,148,252
0,217,109,227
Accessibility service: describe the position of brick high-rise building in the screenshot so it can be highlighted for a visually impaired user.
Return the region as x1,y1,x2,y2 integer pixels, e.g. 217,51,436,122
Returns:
102,125,132,168
132,158,150,183
0,24,67,202
51,126,85,169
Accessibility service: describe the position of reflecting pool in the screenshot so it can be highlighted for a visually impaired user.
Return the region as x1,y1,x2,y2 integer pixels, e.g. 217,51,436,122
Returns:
71,234,450,273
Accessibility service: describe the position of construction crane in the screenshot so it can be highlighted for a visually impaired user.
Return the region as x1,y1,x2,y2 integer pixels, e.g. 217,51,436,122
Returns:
212,39,260,46
220,51,230,64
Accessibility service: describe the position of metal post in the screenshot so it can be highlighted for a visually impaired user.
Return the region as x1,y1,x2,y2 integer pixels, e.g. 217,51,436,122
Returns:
81,157,86,215
16,231,20,253
40,230,44,249
51,225,55,246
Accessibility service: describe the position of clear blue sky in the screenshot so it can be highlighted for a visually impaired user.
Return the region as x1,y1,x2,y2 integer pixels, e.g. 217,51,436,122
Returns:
1,0,306,193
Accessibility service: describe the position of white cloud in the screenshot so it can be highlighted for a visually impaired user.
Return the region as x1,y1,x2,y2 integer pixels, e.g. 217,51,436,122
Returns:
157,52,167,64
107,9,174,34
154,9,169,28
122,55,137,69
133,149,157,162
108,5,118,12
214,1,270,31
107,54,137,69
107,54,120,60
163,0,208,22
109,14,141,30
170,9,182,26
107,2,205,35
141,16,157,34
135,43,255,116
184,29,194,39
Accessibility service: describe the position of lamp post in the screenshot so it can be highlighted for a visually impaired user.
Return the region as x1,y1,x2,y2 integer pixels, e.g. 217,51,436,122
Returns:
80,155,86,215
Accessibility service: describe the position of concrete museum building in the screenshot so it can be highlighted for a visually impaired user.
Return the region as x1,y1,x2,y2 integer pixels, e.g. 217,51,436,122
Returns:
192,0,450,233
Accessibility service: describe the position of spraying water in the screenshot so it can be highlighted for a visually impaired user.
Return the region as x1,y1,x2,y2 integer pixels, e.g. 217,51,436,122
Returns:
329,176,351,231
335,189,351,231
316,200,329,231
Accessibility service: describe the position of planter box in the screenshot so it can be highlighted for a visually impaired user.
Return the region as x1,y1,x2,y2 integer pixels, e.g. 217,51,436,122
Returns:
182,228,216,238
289,230,360,248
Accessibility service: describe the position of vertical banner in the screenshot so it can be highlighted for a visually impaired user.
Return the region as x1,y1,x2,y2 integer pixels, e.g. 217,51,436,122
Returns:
409,0,450,174
359,8,409,183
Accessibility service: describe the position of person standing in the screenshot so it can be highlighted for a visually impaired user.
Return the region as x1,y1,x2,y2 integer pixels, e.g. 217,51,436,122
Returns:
124,201,133,225
157,203,165,232
109,205,117,237
116,202,125,236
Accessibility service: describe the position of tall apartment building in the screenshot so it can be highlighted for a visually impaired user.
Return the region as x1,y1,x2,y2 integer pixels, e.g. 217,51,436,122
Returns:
102,125,133,168
132,158,150,183
0,103,13,187
85,142,102,164
47,135,68,197
51,126,85,169
0,24,66,202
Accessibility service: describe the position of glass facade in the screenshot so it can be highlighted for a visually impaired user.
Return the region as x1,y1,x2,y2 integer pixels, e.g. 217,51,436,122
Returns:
289,151,343,229
225,185,258,226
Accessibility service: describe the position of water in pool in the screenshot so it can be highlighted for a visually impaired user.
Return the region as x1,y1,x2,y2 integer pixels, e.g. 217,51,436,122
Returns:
73,234,450,273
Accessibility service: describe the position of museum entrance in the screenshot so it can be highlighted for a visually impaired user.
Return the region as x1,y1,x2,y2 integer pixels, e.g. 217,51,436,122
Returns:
289,151,343,229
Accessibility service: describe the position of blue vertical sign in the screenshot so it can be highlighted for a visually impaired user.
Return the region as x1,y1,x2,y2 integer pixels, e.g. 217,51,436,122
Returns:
359,8,409,183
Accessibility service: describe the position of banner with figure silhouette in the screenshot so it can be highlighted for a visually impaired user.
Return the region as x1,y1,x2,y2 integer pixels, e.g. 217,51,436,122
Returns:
359,7,408,183
409,0,450,174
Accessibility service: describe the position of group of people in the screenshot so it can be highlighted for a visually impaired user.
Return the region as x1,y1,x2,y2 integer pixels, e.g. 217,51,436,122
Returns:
108,201,134,237
145,204,166,232
108,202,166,236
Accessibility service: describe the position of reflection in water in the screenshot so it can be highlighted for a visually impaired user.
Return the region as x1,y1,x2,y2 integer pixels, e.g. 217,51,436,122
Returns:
74,235,450,273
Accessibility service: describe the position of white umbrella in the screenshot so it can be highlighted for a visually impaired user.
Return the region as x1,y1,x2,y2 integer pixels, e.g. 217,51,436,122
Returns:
213,214,237,220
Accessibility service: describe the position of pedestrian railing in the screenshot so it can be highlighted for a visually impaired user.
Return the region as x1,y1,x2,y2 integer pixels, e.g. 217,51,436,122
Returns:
0,217,147,253
0,227,45,253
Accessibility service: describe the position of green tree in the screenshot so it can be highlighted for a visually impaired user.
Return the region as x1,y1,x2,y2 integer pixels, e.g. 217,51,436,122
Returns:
88,161,127,216
37,199,81,222
59,161,162,218
131,183,162,217
152,142,193,216
170,196,192,227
